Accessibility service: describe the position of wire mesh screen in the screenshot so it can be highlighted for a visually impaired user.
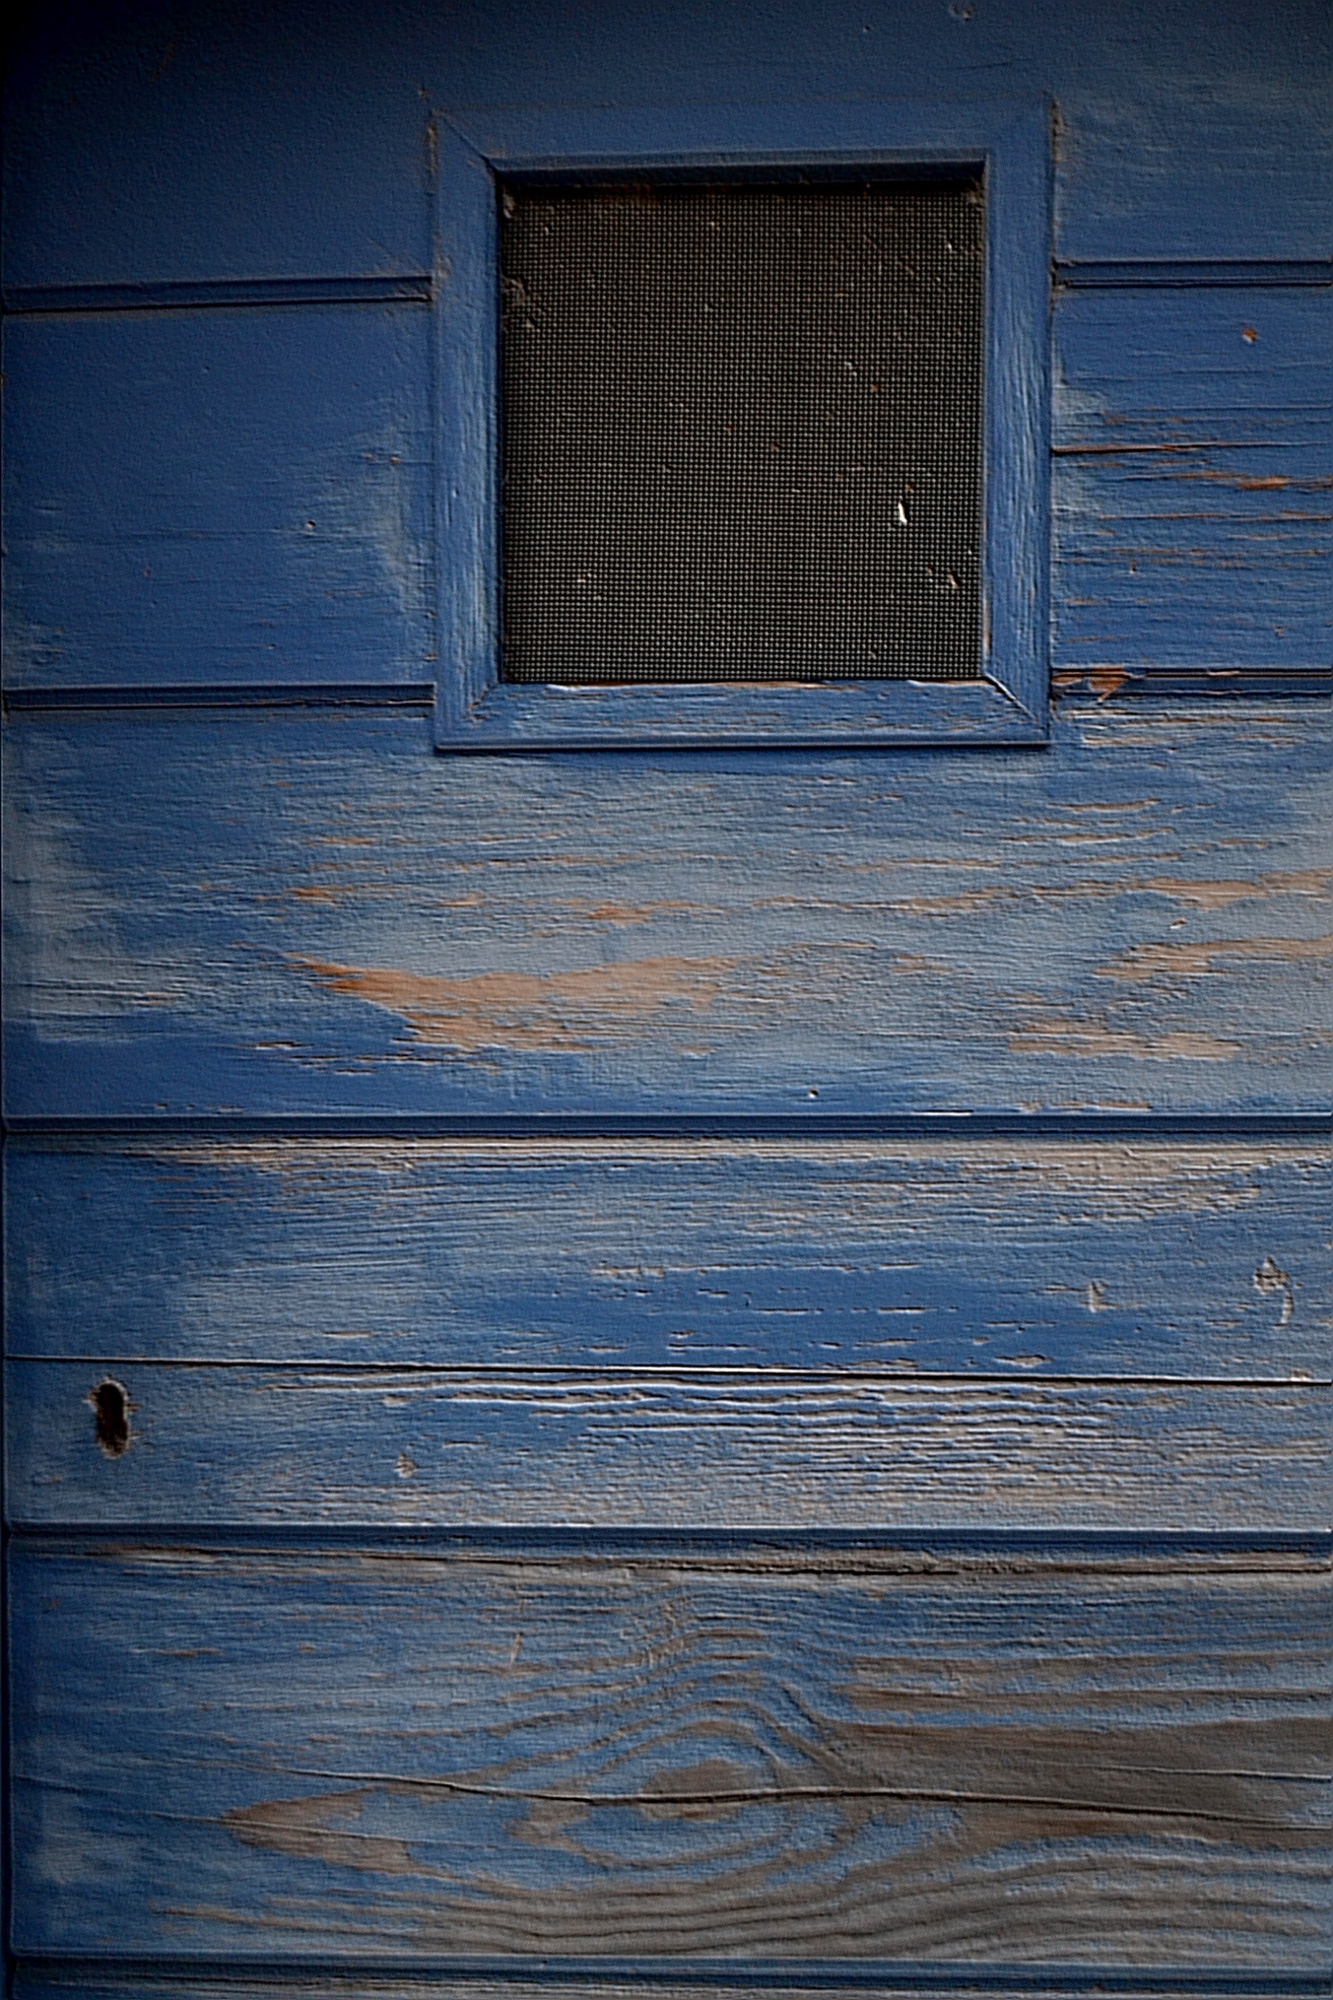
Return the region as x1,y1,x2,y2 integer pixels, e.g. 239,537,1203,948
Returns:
500,179,984,684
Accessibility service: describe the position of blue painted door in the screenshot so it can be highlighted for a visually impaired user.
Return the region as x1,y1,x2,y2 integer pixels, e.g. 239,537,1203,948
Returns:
3,2,1330,1991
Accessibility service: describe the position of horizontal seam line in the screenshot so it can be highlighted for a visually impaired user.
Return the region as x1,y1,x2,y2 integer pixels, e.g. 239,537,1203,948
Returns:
10,1361,1329,1387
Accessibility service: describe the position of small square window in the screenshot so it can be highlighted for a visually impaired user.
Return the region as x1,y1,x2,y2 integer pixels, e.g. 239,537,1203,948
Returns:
500,179,984,686
434,103,1050,749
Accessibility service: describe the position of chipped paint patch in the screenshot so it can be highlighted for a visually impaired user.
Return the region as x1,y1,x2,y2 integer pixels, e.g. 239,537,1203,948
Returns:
1142,872,1333,911
557,898,700,927
1254,1255,1296,1327
1009,1016,1241,1060
290,954,736,1051
1098,934,1333,983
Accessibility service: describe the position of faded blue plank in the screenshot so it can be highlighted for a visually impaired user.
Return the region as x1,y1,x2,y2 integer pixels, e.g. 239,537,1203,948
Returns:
6,1137,1330,1377
10,1542,1329,1964
5,1,1329,291
16,1989,1310,2000
2,0,430,290
1,306,434,688
1053,288,1333,671
4,704,1330,1120
7,203,1328,700
7,1361,1327,1530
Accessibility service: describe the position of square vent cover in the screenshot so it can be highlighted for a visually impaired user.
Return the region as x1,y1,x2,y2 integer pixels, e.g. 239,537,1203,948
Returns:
500,178,984,684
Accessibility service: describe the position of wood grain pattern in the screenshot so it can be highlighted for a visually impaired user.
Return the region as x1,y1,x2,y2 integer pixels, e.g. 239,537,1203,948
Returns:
10,1543,1330,1965
7,1137,1330,1378
5,703,1330,1120
8,1360,1328,1530
5,8,1331,1990
1,306,433,689
1053,289,1333,672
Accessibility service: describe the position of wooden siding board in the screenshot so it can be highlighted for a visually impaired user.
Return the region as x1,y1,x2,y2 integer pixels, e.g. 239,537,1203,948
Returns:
4,2,1329,293
9,1544,1330,1965
19,1989,1318,2000
6,1137,1331,1379
1,306,434,690
1052,69,1333,266
1052,288,1333,672
3,288,1328,697
5,7,1331,1987
7,1361,1328,1530
5,704,1330,1121
1,0,431,291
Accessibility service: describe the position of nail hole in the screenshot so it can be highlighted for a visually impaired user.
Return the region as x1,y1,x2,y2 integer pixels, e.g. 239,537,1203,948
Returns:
89,1378,130,1456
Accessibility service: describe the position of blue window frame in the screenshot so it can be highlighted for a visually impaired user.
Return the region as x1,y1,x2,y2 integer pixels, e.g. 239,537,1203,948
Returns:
433,102,1051,751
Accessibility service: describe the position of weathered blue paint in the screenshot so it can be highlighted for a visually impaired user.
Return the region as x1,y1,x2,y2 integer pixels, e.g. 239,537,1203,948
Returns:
5,0,1331,289
2,305,434,689
1052,287,1333,676
3,704,1329,1122
10,1543,1331,1965
7,1137,1328,1376
3,0,1330,1988
9,1359,1329,1531
5,277,1327,697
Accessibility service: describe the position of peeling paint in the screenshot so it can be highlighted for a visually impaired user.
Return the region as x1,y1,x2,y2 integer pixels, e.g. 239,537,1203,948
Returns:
1099,934,1333,983
1142,871,1332,911
1008,1018,1241,1060
1254,1255,1296,1327
290,954,736,1051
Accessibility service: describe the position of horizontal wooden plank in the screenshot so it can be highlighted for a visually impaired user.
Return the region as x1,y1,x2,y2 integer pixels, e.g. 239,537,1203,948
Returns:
1,4,430,290
3,290,1327,700
7,1137,1331,1377
10,1542,1330,1964
4,704,1330,1119
1053,289,1333,671
1,306,433,688
18,1988,1321,2000
1053,70,1332,266
4,3,1329,292
18,1988,1304,2000
8,1362,1328,1529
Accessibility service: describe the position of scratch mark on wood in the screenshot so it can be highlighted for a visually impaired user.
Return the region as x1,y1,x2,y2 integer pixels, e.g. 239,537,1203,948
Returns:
224,1767,1310,1838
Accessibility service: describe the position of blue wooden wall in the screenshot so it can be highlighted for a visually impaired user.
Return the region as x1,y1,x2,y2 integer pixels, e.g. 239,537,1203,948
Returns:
3,0,1330,1990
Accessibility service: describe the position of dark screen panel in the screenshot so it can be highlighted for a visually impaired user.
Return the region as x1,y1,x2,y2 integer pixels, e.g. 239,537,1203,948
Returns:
501,180,984,683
